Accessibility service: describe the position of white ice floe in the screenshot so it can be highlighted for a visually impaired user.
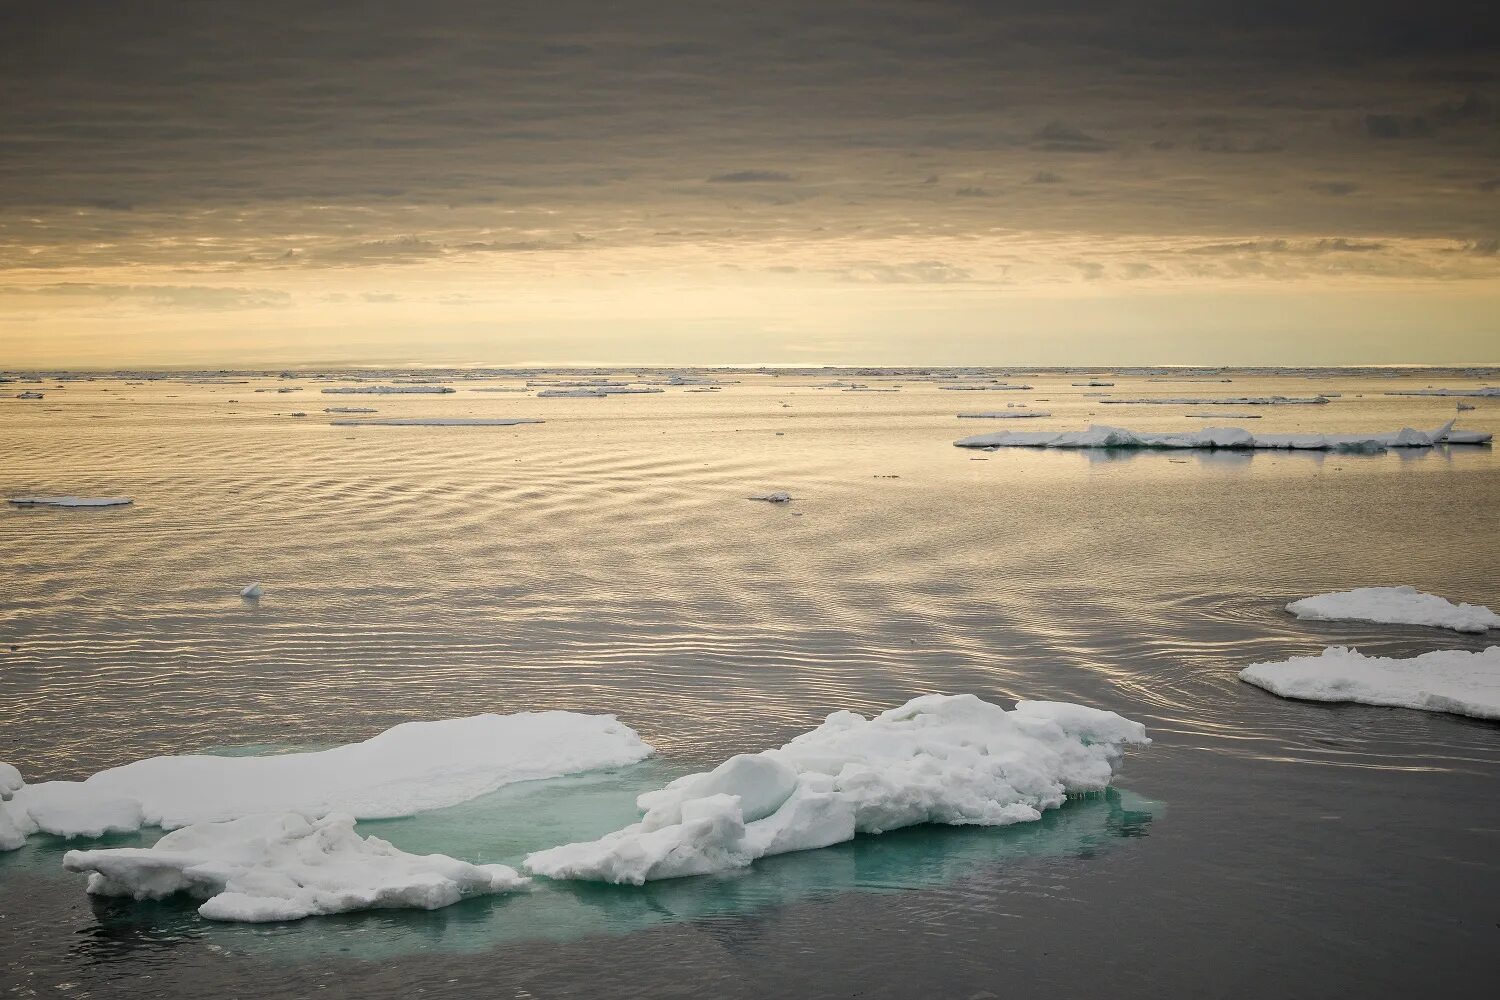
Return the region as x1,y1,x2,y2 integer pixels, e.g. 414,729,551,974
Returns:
748,491,792,503
328,418,544,427
1099,396,1330,405
1071,381,1114,386
6,496,133,507
938,384,1033,391
323,406,378,413
524,694,1148,884
536,387,664,397
0,764,25,851
63,812,527,922
240,582,264,599
1239,646,1500,720
321,386,455,394
2,712,650,850
954,419,1489,452
1384,387,1499,398
957,411,1052,419
1287,586,1499,633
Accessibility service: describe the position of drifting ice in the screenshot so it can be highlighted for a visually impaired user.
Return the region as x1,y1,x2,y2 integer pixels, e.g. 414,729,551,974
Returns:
524,694,1148,884
958,411,1052,419
329,418,544,427
1239,646,1500,720
1098,396,1330,405
63,812,527,922
321,386,455,394
748,491,793,503
240,582,264,599
6,496,133,507
1,712,651,850
1287,586,1499,633
954,419,1488,451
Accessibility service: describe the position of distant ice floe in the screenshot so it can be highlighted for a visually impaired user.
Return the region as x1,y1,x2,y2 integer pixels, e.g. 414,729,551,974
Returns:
536,387,664,397
0,712,650,851
954,419,1489,452
63,812,528,922
13,391,43,399
321,386,455,394
524,694,1148,884
329,418,544,427
1071,381,1114,386
1099,396,1330,405
6,496,133,507
748,491,792,503
1239,646,1500,720
1384,387,1499,398
938,384,1033,391
240,582,263,599
958,411,1053,419
1287,586,1499,633
323,406,378,413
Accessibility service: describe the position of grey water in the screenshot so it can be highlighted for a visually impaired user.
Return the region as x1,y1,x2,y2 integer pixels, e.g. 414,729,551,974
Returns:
2,368,1498,998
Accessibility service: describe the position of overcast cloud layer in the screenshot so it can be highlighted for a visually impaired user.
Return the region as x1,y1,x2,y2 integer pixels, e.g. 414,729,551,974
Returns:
2,0,1497,364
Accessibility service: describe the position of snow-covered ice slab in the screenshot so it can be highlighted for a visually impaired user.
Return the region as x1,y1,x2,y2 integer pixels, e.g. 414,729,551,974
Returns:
524,694,1148,884
7,496,133,507
329,418,544,427
954,420,1488,452
1287,586,1499,633
2,712,650,850
64,812,527,922
321,386,455,394
957,411,1052,419
1099,396,1330,405
1239,646,1500,720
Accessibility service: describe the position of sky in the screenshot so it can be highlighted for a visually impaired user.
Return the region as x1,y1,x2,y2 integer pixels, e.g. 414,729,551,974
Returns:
2,0,1498,367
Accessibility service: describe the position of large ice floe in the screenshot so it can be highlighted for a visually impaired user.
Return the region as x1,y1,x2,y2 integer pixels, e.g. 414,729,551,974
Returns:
1,712,650,850
328,418,544,427
524,694,1148,885
958,411,1052,419
1383,387,1499,398
1098,395,1330,405
1239,646,1500,720
6,496,133,507
1287,586,1499,633
320,385,455,394
61,813,529,922
954,419,1489,452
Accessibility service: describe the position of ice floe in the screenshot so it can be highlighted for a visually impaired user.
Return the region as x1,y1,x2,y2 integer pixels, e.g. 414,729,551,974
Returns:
1239,646,1500,720
954,419,1489,452
321,386,456,394
1099,396,1330,405
63,812,527,922
240,582,264,599
536,387,664,397
14,391,43,399
524,694,1148,884
1287,586,1499,633
1384,387,1499,398
328,418,544,427
748,491,793,503
6,496,133,507
938,384,1033,391
323,406,378,413
2,712,650,849
957,411,1052,419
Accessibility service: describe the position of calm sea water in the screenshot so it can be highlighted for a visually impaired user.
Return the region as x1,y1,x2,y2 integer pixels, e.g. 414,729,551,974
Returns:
2,368,1498,998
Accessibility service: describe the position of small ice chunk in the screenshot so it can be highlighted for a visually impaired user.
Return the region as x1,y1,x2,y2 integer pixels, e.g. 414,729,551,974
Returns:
240,582,264,599
1287,586,1498,633
1239,646,1500,720
748,491,792,503
63,812,527,922
6,496,133,507
525,694,1148,884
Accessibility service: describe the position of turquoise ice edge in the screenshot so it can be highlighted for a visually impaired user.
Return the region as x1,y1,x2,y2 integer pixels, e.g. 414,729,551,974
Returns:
0,756,1159,962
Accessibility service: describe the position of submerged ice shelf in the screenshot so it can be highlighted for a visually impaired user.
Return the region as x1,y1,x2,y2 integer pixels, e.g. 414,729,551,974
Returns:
524,694,1148,884
1239,646,1500,720
954,419,1489,452
0,712,650,850
63,812,528,923
1288,587,1499,633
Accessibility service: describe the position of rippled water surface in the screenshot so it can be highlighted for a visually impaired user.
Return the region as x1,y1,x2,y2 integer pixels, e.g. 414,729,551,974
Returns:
2,369,1498,998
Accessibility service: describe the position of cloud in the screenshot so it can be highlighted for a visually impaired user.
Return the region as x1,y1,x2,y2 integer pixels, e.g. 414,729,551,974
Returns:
4,283,290,310
1031,121,1112,153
